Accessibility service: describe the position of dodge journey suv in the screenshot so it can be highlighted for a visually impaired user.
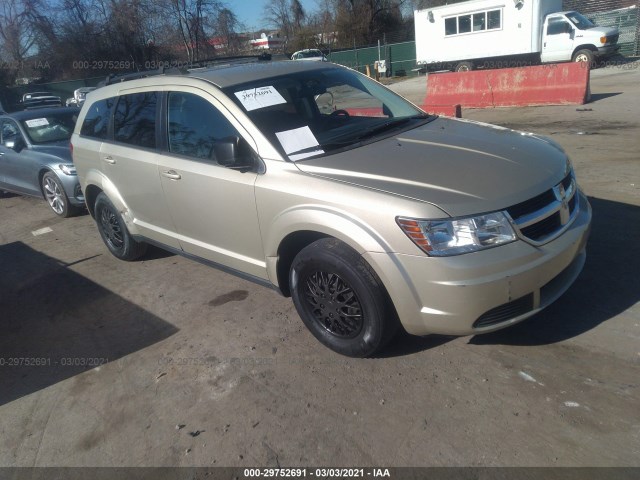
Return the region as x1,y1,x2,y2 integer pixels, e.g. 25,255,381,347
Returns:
71,61,591,357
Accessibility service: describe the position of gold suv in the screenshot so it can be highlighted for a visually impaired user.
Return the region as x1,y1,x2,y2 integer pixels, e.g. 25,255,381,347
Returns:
71,61,591,357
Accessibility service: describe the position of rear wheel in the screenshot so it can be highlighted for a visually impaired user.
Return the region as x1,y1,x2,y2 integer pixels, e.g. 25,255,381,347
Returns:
290,238,399,357
454,61,475,72
94,192,147,261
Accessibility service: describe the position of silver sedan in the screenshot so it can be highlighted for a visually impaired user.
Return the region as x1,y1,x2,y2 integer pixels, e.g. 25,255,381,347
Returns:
0,107,84,217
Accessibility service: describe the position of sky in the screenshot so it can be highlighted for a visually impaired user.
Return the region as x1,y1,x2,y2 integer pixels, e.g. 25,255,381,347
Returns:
226,0,320,31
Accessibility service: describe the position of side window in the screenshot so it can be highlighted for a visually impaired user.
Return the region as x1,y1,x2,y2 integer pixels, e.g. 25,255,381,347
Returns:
458,15,472,34
80,97,114,139
1,120,20,144
445,17,457,36
114,92,157,149
487,10,501,30
473,12,486,31
547,18,569,35
167,92,239,161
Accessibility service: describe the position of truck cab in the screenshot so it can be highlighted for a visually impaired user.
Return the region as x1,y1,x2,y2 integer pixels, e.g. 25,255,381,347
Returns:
541,11,620,64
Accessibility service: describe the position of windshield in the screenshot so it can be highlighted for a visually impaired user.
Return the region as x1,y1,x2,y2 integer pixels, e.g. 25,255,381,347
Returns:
223,67,430,161
566,12,595,29
20,111,77,145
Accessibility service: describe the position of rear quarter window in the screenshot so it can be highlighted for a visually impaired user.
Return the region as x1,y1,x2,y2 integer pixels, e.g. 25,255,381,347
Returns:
80,97,115,139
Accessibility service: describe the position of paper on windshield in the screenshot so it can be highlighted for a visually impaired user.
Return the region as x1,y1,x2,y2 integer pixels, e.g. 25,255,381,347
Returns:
234,86,286,111
275,126,324,161
25,118,49,127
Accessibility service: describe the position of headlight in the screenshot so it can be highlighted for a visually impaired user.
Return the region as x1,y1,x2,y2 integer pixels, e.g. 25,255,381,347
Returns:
59,164,77,175
397,212,516,257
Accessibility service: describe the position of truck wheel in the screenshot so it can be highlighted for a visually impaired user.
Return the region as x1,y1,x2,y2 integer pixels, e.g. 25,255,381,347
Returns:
573,49,594,64
454,61,475,72
94,192,147,261
289,238,399,357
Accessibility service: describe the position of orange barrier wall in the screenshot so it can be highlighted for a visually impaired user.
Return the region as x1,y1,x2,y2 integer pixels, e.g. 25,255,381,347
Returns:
424,62,591,109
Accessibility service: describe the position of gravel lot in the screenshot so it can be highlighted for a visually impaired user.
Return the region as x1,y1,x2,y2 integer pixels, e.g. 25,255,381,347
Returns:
1,62,639,468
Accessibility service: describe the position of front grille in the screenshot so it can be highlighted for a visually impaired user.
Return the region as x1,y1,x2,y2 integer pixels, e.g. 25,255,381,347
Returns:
506,171,578,244
609,34,619,44
473,293,534,328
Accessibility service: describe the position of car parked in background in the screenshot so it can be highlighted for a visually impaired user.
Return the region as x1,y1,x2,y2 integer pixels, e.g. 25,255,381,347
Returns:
21,92,63,110
66,87,97,107
71,61,591,357
291,49,327,61
0,107,84,217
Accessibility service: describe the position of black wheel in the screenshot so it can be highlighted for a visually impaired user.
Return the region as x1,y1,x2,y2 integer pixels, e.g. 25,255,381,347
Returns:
573,49,594,64
290,238,398,357
94,192,147,261
329,109,350,117
454,61,475,72
42,171,77,217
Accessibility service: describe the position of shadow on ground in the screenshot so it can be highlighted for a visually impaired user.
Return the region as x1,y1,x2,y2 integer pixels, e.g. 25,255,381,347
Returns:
471,196,640,347
0,242,178,406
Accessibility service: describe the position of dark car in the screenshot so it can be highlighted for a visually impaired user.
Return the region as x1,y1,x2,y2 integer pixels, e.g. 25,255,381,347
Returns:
0,107,84,217
21,92,63,110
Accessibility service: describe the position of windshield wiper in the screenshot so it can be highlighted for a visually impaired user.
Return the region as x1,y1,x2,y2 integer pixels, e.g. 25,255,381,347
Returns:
356,115,428,141
287,140,355,158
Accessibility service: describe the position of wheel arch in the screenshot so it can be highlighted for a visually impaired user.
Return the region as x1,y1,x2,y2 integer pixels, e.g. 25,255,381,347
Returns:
268,208,395,297
37,167,55,198
573,45,598,57
81,170,136,231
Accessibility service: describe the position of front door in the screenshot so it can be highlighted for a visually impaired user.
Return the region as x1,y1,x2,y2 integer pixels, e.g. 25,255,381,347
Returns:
541,16,574,63
158,90,267,279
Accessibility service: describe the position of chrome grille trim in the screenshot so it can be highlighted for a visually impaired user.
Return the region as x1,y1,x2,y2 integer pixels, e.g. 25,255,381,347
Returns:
505,172,579,246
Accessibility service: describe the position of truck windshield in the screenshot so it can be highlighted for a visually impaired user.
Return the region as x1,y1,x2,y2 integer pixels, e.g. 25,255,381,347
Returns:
223,67,431,161
566,12,595,30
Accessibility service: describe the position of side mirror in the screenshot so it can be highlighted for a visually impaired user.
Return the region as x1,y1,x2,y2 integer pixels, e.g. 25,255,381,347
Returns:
213,136,254,172
4,137,25,152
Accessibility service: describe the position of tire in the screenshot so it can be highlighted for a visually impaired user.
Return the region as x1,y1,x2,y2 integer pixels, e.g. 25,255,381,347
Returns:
289,238,399,357
94,192,147,261
454,61,475,72
573,49,594,64
42,171,77,217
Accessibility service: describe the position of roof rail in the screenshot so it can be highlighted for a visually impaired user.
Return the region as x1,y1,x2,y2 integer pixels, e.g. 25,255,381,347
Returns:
95,53,273,88
97,66,183,87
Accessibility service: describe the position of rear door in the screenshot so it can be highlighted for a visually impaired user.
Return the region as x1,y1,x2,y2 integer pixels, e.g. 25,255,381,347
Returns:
101,91,180,248
157,89,267,279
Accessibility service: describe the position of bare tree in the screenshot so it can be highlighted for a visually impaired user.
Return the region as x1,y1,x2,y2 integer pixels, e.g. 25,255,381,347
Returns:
214,7,240,54
165,0,222,62
0,0,37,65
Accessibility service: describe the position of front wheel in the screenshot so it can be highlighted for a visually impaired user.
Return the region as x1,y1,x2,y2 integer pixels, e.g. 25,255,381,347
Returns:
290,238,398,357
573,49,595,64
94,192,147,261
42,171,77,217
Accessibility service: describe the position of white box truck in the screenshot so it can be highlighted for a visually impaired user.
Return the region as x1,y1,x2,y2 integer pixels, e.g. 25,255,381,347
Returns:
414,0,620,72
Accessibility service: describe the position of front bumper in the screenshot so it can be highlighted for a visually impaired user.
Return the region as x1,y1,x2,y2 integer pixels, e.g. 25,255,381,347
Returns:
364,191,592,336
59,175,85,207
596,44,620,58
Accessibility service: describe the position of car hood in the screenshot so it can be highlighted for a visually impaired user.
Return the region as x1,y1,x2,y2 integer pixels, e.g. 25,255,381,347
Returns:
30,143,73,163
294,117,570,217
588,26,618,36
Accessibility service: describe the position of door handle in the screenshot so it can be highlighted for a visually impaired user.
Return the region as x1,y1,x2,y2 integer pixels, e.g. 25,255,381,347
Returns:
161,170,181,180
103,156,116,164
